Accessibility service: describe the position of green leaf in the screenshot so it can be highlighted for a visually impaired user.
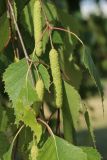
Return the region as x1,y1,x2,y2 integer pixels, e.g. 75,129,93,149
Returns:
52,31,63,44
57,9,81,33
0,132,9,159
62,82,76,144
43,1,58,23
3,125,24,160
0,0,6,16
42,30,49,54
0,12,10,52
16,127,33,159
0,106,8,132
3,58,37,105
38,64,50,91
3,58,42,142
64,61,82,90
15,102,42,142
84,109,96,147
60,46,82,90
37,136,87,160
82,147,101,160
81,47,104,105
15,0,29,13
20,0,34,36
63,81,81,129
3,143,13,160
62,99,76,144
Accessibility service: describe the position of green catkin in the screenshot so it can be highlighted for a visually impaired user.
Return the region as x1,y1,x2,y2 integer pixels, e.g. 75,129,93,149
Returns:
30,145,38,160
33,0,42,57
36,79,44,102
49,49,63,108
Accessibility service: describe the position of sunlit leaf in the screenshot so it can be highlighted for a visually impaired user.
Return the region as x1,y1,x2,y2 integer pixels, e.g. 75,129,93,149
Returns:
37,136,87,160
63,81,81,129
3,58,38,105
82,147,101,160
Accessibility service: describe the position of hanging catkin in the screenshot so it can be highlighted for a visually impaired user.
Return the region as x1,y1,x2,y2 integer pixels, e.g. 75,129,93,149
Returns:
36,79,44,102
33,0,42,57
49,49,63,108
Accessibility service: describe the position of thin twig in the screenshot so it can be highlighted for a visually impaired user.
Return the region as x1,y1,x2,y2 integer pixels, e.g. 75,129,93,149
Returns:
37,118,55,137
12,124,24,146
7,2,20,60
39,60,50,68
47,110,57,124
7,0,36,85
49,30,54,49
53,26,84,46
7,0,30,60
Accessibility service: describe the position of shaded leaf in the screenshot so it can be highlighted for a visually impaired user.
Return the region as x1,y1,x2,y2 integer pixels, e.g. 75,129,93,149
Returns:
3,125,24,160
81,47,104,105
3,143,13,160
52,31,63,44
57,9,81,33
0,0,6,16
20,0,34,36
16,127,33,159
42,30,49,54
0,106,8,132
0,12,10,52
60,47,82,90
43,1,58,23
84,109,96,147
64,62,82,90
38,64,50,91
0,132,9,159
15,0,29,13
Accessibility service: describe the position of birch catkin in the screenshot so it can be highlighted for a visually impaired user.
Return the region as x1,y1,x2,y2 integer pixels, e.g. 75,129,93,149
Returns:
33,0,42,57
36,79,44,102
49,49,63,108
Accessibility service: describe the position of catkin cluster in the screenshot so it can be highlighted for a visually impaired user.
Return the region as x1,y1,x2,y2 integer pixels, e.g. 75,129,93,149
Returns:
33,0,42,57
49,49,63,108
36,79,44,102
